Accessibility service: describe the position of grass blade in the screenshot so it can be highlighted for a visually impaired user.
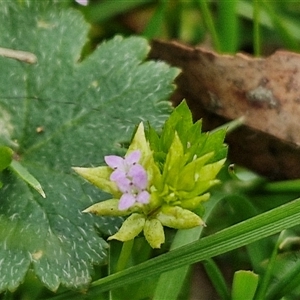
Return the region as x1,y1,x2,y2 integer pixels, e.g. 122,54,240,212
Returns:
196,0,221,52
48,196,300,300
218,0,239,53
253,0,261,56
204,258,230,300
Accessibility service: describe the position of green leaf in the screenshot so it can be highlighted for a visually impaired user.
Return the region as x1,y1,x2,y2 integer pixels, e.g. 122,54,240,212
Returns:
143,218,165,249
0,146,13,171
231,270,258,300
81,0,152,23
0,1,178,292
160,100,194,152
263,239,300,300
108,213,146,242
146,100,227,169
196,129,228,163
9,160,46,198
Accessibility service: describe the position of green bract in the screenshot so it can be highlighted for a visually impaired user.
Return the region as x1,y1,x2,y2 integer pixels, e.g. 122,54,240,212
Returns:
74,101,227,248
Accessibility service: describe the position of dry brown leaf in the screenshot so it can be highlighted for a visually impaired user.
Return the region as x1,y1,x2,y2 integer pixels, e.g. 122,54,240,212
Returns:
150,40,300,179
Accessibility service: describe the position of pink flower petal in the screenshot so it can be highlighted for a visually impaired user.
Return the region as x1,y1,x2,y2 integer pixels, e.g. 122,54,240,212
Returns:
105,155,124,170
110,170,132,193
128,164,148,189
118,193,136,210
105,150,150,208
110,169,127,182
118,180,132,194
136,190,150,204
125,150,141,165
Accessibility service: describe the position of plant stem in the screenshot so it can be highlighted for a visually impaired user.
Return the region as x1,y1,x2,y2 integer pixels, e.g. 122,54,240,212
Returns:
204,258,230,300
253,0,261,56
254,232,282,300
264,179,300,193
197,0,221,52
218,0,238,53
143,0,168,39
115,239,134,273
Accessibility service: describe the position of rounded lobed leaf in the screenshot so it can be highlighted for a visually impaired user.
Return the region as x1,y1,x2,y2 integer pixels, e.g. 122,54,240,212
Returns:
0,0,179,292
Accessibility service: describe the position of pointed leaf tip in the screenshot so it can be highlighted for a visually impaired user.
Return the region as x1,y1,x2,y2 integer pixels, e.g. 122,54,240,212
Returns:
108,213,146,242
83,199,133,216
144,219,165,248
72,166,119,196
10,160,46,198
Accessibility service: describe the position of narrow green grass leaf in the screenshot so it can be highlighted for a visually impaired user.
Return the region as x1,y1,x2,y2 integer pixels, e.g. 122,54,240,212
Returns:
262,1,300,52
196,0,221,52
143,0,168,39
204,258,230,300
48,196,300,300
254,232,282,300
253,0,261,56
211,117,244,135
218,0,239,53
238,1,272,28
265,251,300,299
264,179,300,193
238,1,300,42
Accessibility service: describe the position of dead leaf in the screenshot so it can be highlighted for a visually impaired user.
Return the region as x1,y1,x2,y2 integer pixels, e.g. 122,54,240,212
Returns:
150,40,300,179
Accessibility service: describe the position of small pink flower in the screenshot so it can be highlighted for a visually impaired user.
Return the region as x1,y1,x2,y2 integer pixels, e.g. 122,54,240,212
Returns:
128,164,148,190
105,150,149,210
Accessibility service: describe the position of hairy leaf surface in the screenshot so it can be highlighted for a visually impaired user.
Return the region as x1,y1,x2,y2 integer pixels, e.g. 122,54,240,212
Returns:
0,1,178,292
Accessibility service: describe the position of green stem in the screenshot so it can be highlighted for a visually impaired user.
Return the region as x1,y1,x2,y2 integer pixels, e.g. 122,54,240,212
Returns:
261,1,300,52
142,0,168,39
211,117,244,135
203,258,230,300
218,0,238,53
253,0,261,56
109,240,134,300
263,179,300,193
116,240,134,273
254,232,282,300
197,0,221,52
